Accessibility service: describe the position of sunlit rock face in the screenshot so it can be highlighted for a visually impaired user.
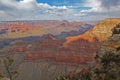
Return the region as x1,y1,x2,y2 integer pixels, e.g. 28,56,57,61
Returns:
64,18,120,45
91,23,120,80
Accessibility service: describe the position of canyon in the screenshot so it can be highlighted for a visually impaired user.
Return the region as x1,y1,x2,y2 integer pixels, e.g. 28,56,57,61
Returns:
0,18,120,80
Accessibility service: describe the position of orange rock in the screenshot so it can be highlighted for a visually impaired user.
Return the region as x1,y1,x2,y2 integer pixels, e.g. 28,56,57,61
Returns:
64,18,120,46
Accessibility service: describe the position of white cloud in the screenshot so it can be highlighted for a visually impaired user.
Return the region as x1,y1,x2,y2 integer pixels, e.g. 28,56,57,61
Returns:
0,0,71,21
0,0,120,21
77,0,120,20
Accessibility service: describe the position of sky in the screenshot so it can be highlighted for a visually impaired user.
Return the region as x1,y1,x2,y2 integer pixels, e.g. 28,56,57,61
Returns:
0,0,120,21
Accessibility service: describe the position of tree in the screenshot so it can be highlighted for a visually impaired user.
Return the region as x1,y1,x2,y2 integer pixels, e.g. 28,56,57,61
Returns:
112,23,120,35
3,57,18,80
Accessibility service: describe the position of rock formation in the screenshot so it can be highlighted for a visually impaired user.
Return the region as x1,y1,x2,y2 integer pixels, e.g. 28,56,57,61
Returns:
64,18,120,46
91,23,120,80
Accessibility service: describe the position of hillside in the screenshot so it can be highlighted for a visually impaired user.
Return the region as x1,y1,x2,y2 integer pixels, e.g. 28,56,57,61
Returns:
91,23,120,80
64,18,120,46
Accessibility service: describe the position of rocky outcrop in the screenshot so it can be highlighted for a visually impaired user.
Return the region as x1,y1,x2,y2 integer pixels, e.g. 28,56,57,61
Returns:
91,23,120,80
64,18,120,45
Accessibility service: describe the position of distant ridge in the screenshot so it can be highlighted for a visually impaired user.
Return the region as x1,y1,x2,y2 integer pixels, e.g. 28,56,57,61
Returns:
0,20,93,39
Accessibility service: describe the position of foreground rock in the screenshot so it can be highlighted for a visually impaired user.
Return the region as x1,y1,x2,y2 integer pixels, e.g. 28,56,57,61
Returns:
91,23,120,80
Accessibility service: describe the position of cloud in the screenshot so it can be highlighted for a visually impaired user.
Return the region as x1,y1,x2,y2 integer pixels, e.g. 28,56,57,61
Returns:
100,0,120,9
0,0,120,21
77,0,120,20
0,0,70,21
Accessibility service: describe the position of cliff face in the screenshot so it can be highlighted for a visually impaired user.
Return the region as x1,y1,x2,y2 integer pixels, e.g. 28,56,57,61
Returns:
91,23,120,80
64,18,120,45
